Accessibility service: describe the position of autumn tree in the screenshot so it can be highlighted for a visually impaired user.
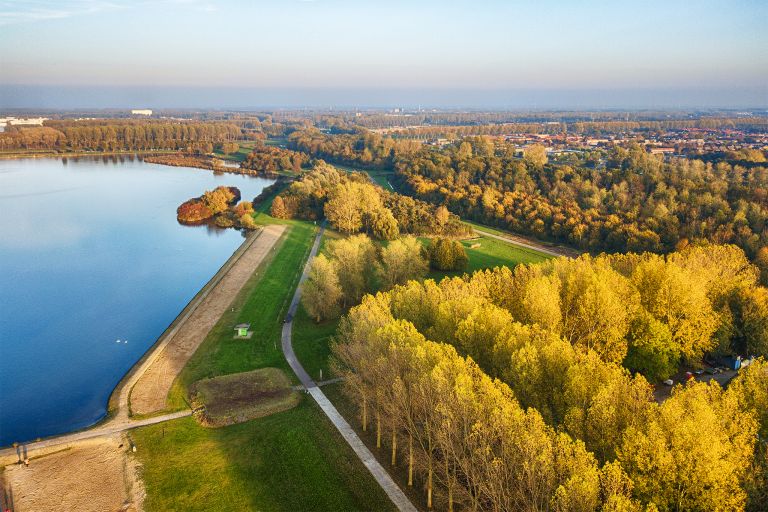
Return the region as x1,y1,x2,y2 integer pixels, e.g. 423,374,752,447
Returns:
523,143,548,168
327,234,377,307
301,254,343,322
619,382,757,511
325,181,367,234
428,238,468,271
378,236,429,289
270,195,289,219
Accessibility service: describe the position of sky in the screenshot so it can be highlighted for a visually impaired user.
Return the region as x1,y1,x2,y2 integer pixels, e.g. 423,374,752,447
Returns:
0,0,766,109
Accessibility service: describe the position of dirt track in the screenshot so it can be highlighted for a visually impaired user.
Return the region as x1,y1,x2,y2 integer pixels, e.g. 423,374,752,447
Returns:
1,435,144,512
129,224,285,415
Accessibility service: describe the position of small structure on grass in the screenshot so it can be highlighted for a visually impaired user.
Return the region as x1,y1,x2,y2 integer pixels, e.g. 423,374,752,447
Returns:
233,323,252,339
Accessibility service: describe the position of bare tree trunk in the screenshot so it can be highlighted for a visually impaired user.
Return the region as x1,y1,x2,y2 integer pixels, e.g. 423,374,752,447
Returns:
391,429,397,466
408,434,414,486
427,459,433,509
362,397,367,432
376,411,381,449
446,459,453,512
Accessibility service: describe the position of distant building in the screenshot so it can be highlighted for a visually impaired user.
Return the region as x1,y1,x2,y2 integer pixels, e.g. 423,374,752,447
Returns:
131,109,153,116
0,116,48,132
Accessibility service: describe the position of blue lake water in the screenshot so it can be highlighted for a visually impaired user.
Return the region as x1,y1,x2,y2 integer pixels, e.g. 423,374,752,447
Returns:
0,157,273,446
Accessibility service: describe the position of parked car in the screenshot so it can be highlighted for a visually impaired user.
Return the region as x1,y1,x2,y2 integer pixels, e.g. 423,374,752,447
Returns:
663,379,674,386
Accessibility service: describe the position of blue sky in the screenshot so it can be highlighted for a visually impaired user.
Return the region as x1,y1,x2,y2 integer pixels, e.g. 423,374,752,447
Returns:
0,0,766,108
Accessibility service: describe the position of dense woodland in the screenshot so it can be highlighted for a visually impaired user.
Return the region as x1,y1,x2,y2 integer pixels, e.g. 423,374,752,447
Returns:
241,143,309,174
287,129,768,258
0,119,241,152
332,243,768,511
270,163,470,239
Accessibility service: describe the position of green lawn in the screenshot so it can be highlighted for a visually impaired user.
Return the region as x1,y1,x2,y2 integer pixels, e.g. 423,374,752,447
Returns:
462,235,550,272
214,141,257,162
419,234,551,280
328,162,394,189
133,404,396,512
291,304,339,381
462,219,579,257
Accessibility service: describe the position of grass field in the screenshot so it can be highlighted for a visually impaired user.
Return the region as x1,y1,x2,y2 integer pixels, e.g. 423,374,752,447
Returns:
328,162,395,189
214,141,257,162
133,404,396,512
463,219,580,257
419,233,551,280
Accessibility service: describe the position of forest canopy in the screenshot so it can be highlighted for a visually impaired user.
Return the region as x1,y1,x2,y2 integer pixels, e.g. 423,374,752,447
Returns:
332,242,768,511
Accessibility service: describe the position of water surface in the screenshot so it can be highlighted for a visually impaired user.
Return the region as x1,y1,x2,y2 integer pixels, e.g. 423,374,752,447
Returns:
0,157,273,445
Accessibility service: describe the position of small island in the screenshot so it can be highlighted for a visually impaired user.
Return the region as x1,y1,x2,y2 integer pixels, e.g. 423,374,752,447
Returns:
177,186,258,230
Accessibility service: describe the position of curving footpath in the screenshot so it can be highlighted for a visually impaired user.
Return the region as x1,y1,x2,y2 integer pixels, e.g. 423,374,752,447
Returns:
281,224,418,512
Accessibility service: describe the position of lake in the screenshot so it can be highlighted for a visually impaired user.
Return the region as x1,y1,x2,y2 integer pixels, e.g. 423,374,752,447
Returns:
0,156,274,446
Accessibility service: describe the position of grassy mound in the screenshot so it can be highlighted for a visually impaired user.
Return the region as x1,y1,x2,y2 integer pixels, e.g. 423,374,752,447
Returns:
191,367,300,427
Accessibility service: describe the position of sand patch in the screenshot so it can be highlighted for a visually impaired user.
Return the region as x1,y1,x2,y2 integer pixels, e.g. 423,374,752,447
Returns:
1,434,144,512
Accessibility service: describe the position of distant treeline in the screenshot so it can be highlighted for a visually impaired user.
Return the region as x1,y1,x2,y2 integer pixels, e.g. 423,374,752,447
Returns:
288,128,420,169
380,118,768,138
0,120,242,152
283,129,768,258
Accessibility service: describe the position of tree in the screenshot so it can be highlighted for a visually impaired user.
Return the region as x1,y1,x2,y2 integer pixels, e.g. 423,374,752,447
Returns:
435,205,450,231
378,236,429,289
301,254,342,322
203,186,236,214
624,310,680,381
327,234,377,306
731,287,768,357
755,247,768,286
369,208,400,240
270,195,289,219
523,143,548,168
325,182,365,234
631,256,719,362
619,382,757,512
428,238,468,271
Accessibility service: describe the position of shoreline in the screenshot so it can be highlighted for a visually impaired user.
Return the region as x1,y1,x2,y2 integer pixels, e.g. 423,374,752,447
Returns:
0,149,178,160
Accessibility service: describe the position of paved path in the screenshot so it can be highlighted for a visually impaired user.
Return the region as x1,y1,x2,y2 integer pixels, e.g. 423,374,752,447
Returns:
281,225,418,512
473,227,570,258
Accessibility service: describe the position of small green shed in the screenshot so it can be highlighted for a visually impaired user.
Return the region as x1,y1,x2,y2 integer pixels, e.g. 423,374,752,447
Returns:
234,323,251,338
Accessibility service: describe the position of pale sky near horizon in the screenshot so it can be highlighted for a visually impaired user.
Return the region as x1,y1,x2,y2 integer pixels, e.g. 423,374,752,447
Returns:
0,0,766,108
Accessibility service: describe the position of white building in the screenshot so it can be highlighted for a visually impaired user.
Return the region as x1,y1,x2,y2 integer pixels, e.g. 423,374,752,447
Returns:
0,117,48,132
131,109,153,116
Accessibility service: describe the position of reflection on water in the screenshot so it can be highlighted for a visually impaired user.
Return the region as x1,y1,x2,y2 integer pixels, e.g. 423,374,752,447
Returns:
0,157,273,445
